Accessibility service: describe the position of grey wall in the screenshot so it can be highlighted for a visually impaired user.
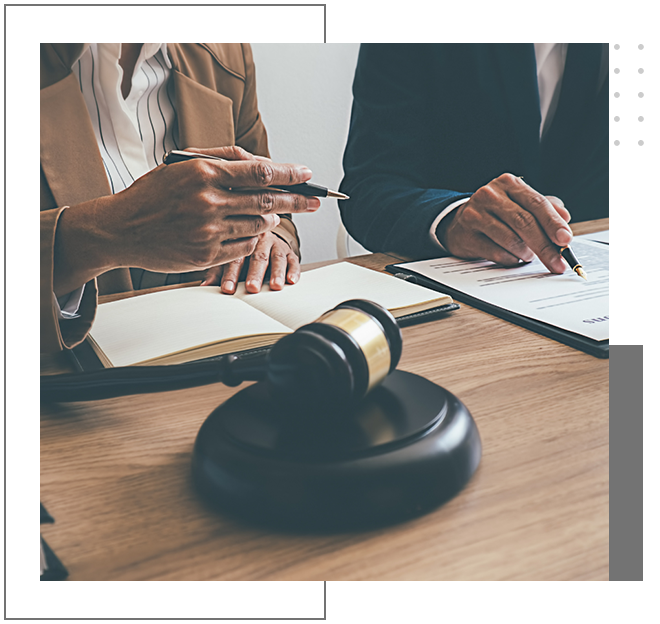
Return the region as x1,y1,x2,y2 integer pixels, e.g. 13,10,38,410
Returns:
251,43,369,263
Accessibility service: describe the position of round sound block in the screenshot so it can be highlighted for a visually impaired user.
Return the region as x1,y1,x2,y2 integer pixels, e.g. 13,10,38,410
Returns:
192,370,481,530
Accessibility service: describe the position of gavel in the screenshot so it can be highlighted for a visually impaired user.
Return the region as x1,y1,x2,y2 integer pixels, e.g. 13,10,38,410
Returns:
40,299,403,410
42,298,482,530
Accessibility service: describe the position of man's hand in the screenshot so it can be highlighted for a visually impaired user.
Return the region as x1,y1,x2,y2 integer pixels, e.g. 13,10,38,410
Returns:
53,146,318,296
437,173,573,274
200,231,300,293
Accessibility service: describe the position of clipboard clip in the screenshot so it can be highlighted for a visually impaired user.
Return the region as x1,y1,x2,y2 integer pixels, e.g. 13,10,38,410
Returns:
392,273,419,285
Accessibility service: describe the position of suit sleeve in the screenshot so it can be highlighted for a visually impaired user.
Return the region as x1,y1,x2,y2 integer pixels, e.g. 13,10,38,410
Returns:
40,205,98,355
235,43,300,259
339,44,470,260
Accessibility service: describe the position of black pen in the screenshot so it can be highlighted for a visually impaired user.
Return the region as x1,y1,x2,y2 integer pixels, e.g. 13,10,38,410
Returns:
163,150,349,199
513,176,586,280
560,245,587,280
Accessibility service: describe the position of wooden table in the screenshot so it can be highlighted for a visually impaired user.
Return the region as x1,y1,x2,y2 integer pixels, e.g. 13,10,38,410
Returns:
40,219,609,581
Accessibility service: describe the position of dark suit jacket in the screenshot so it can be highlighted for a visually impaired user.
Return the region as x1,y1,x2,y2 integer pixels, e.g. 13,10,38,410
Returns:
41,43,299,355
339,44,609,260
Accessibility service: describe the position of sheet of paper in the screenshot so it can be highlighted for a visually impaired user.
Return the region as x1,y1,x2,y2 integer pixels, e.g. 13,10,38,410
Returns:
236,261,449,330
398,237,609,341
579,230,609,244
92,287,291,367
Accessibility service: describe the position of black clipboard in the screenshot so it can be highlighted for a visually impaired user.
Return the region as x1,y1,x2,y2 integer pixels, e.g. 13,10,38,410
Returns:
386,264,609,359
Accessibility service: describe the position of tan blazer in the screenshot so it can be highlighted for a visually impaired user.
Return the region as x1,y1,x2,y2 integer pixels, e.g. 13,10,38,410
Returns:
41,43,300,356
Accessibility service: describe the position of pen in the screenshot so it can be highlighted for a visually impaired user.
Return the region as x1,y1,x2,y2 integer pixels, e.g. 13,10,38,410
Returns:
163,150,349,199
560,245,587,280
512,177,586,280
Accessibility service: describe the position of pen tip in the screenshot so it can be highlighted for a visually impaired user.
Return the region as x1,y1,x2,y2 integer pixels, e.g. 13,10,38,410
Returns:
327,190,350,200
576,267,588,281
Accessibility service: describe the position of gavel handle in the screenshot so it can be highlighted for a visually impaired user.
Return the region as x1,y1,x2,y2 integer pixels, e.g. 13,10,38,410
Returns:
40,355,266,403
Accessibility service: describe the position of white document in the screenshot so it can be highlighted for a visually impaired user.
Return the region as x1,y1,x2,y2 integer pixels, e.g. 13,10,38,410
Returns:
582,230,609,244
397,234,609,341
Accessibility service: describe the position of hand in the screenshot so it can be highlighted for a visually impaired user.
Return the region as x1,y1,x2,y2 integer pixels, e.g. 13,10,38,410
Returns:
437,173,573,273
200,231,300,294
108,145,319,272
53,146,319,296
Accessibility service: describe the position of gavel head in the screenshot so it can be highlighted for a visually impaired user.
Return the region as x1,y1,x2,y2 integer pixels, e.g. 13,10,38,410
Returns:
265,299,403,413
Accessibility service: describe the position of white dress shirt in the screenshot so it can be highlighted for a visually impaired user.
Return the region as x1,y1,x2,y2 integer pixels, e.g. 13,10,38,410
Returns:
429,43,569,251
57,43,178,318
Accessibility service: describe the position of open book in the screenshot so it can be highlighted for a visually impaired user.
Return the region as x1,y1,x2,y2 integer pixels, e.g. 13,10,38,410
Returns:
87,262,455,367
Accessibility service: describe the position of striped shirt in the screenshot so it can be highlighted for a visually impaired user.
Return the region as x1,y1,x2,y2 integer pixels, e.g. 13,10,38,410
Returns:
75,43,178,193
58,43,179,316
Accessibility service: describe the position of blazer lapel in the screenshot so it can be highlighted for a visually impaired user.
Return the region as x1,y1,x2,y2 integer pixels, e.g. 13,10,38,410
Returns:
491,44,542,180
40,72,111,207
41,72,133,294
171,71,236,149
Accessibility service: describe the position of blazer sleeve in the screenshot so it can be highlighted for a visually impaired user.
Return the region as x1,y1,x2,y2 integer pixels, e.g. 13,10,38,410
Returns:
40,205,98,355
234,43,300,258
339,44,470,260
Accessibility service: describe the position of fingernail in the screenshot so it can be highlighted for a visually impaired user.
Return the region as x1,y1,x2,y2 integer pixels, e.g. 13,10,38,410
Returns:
288,273,299,284
306,197,321,210
246,280,261,292
271,277,283,288
222,280,234,292
556,228,572,246
297,166,313,179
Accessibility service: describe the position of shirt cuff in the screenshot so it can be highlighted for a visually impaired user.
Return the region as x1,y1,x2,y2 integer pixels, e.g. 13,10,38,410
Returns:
429,196,471,253
55,285,86,320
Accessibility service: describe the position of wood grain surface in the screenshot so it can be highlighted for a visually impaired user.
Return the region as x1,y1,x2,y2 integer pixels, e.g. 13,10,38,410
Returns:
40,219,609,580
